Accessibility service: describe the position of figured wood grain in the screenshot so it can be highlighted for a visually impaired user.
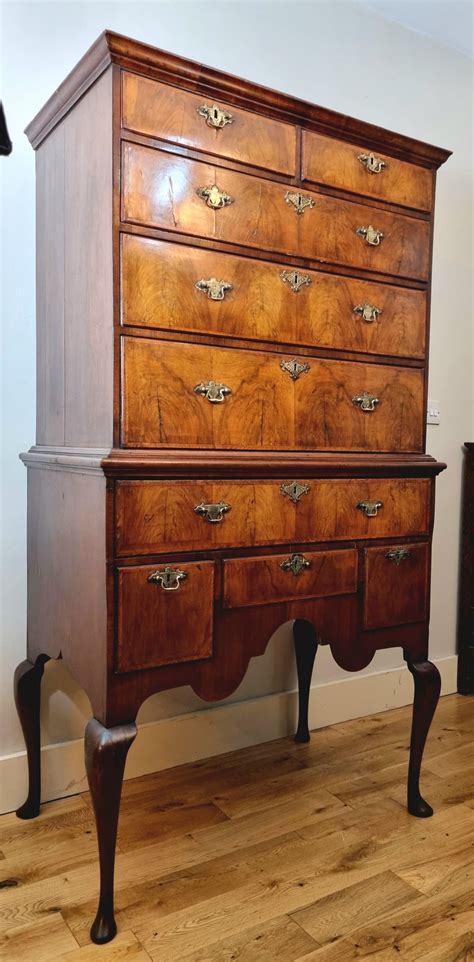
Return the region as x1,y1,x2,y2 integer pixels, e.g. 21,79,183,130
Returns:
363,542,430,629
302,131,433,212
116,560,214,672
121,144,431,280
115,477,431,555
223,548,358,608
121,337,424,452
122,72,297,176
121,234,427,359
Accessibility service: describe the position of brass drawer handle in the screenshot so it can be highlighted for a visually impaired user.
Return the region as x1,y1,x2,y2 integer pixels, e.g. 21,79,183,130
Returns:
193,380,232,403
356,225,384,246
386,547,411,565
358,152,386,174
194,502,231,523
195,277,233,301
280,553,311,576
197,103,233,129
147,567,187,591
357,500,383,518
353,303,382,323
196,184,234,210
281,481,310,503
284,191,315,215
352,392,379,412
280,359,310,381
280,269,311,293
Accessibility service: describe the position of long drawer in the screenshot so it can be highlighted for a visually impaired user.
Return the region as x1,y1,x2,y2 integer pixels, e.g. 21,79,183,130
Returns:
122,72,297,176
121,234,427,359
115,478,431,556
121,337,424,452
122,143,431,281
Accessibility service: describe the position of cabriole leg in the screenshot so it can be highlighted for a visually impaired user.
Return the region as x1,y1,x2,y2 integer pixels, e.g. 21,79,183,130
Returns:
406,659,441,817
14,657,47,819
85,718,137,944
293,619,318,743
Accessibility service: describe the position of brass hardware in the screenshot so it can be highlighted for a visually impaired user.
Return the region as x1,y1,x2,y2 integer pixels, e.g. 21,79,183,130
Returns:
147,567,187,591
284,191,315,215
280,269,312,293
353,303,382,323
195,277,233,301
356,225,384,246
358,152,386,174
281,481,310,504
194,502,231,523
280,359,310,381
357,500,383,518
193,380,232,403
386,547,411,565
197,103,233,129
352,391,379,412
280,553,311,576
196,184,234,210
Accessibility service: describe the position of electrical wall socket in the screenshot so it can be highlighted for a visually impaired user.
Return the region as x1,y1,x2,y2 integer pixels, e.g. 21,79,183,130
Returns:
427,400,441,425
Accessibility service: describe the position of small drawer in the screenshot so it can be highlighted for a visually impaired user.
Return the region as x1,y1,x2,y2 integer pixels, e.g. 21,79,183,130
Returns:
363,542,430,630
122,72,296,176
115,478,431,557
121,234,427,359
122,144,431,281
116,560,214,672
223,548,358,609
302,131,433,212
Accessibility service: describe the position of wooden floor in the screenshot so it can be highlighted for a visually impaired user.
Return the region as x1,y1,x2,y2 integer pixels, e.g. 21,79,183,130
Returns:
0,694,473,962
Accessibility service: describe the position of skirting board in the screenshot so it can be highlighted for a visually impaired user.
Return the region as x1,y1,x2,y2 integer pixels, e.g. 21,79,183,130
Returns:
1,655,457,814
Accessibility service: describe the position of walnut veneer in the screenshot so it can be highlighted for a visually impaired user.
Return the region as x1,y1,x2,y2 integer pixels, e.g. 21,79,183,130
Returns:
16,31,450,947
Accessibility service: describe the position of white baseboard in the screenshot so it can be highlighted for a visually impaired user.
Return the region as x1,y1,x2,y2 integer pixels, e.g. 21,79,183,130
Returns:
0,656,457,815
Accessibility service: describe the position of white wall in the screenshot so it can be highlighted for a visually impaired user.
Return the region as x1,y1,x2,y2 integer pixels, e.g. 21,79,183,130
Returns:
1,3,472,770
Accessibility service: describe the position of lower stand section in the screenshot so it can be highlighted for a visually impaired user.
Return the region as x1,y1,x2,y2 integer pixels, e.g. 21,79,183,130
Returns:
406,659,441,817
14,657,47,819
85,719,137,945
293,619,319,743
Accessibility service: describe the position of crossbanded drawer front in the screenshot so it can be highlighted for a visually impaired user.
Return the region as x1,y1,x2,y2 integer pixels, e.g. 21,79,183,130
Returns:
363,542,430,629
116,560,214,672
223,548,358,609
121,234,427,359
302,132,433,212
115,478,431,556
122,72,297,176
121,337,424,452
122,144,431,281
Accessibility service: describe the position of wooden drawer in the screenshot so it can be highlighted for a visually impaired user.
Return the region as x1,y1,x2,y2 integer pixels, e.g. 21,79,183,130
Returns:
122,144,431,281
121,234,427,359
363,542,430,629
223,548,358,608
122,72,296,176
121,337,424,452
115,478,431,556
302,131,433,212
116,560,214,672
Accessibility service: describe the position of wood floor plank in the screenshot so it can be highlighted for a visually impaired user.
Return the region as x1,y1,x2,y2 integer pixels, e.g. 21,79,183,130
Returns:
0,912,78,962
55,930,153,961
179,915,318,962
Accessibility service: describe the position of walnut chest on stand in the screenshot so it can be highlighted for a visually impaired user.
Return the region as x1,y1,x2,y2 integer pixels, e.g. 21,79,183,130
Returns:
16,31,450,945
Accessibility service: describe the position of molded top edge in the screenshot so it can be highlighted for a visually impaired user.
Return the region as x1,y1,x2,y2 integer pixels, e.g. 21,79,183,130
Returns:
25,29,452,168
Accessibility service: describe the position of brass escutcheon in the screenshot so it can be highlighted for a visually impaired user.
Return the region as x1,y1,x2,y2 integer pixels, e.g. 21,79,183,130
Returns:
195,277,233,301
147,567,187,591
280,269,312,293
280,553,311,576
357,152,386,174
280,359,310,381
281,481,311,504
353,303,383,323
196,184,234,209
357,500,383,518
193,380,232,403
356,225,384,246
352,392,379,412
197,103,234,129
194,502,231,523
386,547,411,565
284,191,315,215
